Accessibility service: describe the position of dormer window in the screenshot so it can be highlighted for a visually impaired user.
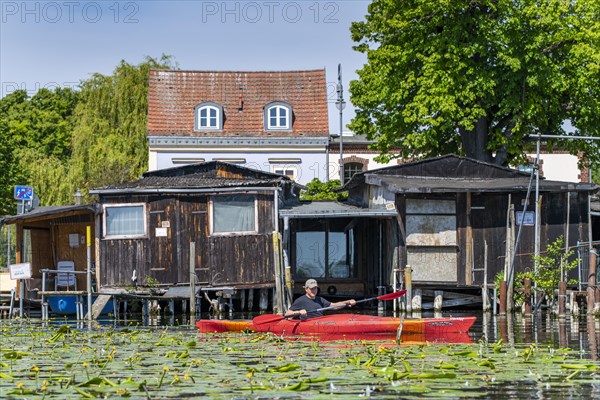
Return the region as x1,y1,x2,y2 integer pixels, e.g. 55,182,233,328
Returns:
195,102,223,130
265,102,292,130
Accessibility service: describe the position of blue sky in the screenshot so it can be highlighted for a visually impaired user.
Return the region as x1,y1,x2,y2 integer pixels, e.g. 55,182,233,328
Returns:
1,0,371,133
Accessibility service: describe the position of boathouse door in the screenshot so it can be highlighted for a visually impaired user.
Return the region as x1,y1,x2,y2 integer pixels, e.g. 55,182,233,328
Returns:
405,198,457,282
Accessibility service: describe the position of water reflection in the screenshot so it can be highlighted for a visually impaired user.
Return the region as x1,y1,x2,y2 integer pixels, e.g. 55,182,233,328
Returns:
39,310,600,359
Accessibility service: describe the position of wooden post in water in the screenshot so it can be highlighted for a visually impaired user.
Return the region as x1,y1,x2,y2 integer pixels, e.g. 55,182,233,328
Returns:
558,281,566,316
587,250,597,314
405,266,412,314
499,281,507,315
189,242,196,325
482,240,490,312
524,278,532,315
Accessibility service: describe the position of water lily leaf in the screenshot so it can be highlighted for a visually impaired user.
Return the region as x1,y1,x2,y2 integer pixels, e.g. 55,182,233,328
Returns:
6,388,37,395
236,385,272,391
478,360,496,369
0,372,13,379
78,377,105,387
304,376,328,383
436,362,458,370
268,363,300,373
285,382,310,391
452,350,478,358
184,340,196,348
407,372,457,379
561,364,596,370
73,387,96,398
3,350,28,360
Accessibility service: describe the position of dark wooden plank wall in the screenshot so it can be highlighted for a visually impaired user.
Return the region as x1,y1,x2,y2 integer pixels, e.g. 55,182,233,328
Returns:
206,192,276,286
99,192,277,288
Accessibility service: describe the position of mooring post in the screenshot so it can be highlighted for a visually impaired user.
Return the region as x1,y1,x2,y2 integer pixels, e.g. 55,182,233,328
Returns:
433,290,443,312
412,288,422,313
587,250,597,315
499,281,507,315
189,242,196,325
405,266,412,314
558,281,567,316
86,226,92,322
524,278,532,315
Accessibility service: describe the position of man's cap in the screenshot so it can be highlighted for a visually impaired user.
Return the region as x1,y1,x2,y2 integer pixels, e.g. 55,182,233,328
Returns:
304,279,318,289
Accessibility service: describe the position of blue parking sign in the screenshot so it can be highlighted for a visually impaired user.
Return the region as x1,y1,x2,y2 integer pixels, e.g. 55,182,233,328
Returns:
14,186,34,201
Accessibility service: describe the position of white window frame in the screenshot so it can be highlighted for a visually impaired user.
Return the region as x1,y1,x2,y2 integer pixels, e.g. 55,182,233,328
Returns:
265,102,291,130
195,102,223,130
209,194,258,236
272,165,298,180
102,203,147,239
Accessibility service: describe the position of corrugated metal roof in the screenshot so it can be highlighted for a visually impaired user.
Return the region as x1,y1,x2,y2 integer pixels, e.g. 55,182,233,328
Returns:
1,205,96,225
279,201,396,218
369,175,599,194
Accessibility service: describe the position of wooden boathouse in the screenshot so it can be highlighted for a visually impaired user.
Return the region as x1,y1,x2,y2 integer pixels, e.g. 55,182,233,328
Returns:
332,154,598,308
2,155,597,318
89,161,303,314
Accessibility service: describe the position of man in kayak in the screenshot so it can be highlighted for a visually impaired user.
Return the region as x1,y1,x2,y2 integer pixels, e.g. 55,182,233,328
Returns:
285,279,357,320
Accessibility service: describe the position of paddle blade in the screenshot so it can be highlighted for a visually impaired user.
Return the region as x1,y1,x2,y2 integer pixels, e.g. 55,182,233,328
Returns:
377,290,407,301
253,314,286,325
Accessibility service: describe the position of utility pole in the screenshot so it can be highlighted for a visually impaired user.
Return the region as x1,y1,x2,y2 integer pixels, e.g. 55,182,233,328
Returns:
336,64,346,185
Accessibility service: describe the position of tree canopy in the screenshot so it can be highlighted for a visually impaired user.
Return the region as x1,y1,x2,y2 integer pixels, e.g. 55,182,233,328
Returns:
349,0,600,168
0,55,175,214
300,179,348,201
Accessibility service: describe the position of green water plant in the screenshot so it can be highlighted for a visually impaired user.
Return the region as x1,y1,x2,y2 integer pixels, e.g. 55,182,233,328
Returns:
517,236,578,310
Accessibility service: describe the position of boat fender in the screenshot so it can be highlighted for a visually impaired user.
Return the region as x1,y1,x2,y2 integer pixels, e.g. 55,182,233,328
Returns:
327,285,337,295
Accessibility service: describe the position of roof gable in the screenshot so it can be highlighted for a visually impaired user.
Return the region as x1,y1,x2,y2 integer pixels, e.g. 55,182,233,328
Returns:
90,161,299,193
345,155,529,188
147,69,329,137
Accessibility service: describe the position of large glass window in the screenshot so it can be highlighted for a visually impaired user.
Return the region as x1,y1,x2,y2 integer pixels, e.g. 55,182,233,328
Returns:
211,194,256,234
103,204,146,238
294,219,355,279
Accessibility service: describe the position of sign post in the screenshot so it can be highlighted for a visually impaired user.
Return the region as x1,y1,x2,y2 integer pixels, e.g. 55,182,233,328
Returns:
10,262,32,318
14,186,34,215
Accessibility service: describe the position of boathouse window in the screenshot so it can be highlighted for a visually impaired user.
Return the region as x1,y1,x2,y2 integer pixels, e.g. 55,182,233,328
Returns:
103,204,146,239
293,219,355,279
210,194,257,234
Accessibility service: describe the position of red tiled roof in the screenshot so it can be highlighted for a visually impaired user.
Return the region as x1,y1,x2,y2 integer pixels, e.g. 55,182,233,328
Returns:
147,69,329,137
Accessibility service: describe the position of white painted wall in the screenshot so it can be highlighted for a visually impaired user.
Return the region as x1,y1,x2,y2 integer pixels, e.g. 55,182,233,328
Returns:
151,150,329,185
534,153,581,182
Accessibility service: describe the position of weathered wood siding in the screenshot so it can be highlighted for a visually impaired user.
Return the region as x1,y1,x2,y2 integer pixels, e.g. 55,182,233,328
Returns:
393,191,592,287
99,192,276,289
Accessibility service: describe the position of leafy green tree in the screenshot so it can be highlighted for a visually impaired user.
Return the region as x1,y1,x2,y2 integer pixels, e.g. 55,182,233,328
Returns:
69,55,175,202
349,0,600,168
517,236,578,309
300,179,348,201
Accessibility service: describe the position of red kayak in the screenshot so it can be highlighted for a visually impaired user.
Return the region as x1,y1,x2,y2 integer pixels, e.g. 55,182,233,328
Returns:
196,319,254,333
251,314,476,335
197,314,476,336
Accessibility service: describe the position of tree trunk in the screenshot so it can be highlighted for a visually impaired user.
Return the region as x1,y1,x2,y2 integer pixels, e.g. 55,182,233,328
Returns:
460,116,495,164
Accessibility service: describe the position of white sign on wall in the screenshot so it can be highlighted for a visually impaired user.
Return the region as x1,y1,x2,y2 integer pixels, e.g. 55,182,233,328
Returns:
516,211,535,226
9,263,32,280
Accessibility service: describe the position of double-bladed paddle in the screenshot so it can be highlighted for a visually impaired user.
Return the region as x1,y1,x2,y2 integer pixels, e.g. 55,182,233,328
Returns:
253,289,407,325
